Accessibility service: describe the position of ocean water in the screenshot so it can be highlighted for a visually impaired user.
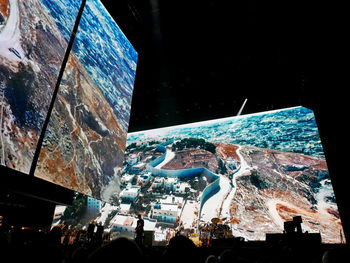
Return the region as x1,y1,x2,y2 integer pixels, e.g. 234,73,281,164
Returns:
128,107,325,158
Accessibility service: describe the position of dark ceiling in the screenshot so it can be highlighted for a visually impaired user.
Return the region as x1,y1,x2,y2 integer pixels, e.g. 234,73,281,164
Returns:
102,0,345,132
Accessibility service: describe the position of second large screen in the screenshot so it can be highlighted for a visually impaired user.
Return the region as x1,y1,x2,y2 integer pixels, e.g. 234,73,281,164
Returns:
121,107,344,243
34,0,138,203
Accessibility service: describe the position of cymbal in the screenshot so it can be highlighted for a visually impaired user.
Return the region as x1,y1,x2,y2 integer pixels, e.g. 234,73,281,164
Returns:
211,218,220,224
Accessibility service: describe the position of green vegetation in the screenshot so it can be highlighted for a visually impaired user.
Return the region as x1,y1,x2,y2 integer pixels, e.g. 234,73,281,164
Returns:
250,170,268,189
126,141,158,153
131,194,157,214
5,63,40,129
104,210,118,226
61,193,88,225
171,138,216,154
189,177,207,192
325,195,336,203
217,159,227,174
148,140,159,145
126,142,137,151
82,110,109,136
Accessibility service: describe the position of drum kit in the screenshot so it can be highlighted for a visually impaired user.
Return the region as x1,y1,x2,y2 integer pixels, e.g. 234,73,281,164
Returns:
172,217,232,246
199,217,232,241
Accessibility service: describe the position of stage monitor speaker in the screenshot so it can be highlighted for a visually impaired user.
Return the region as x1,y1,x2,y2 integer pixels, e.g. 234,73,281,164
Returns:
284,221,296,234
143,230,154,246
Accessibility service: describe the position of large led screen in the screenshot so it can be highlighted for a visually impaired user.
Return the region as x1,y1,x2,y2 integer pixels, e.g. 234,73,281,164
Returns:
0,0,82,174
120,107,344,244
34,0,138,203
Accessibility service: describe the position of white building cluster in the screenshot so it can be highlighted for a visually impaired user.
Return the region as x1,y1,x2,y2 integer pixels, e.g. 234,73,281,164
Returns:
120,170,190,224
117,146,202,241
151,196,184,223
109,214,157,239
87,196,103,214
119,184,141,202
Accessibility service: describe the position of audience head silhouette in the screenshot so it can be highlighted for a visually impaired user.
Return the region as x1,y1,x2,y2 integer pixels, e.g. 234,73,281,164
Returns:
205,254,218,263
163,235,197,263
322,248,346,263
88,237,143,263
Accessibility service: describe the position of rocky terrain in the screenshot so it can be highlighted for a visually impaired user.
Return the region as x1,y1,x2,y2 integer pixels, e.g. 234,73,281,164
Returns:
1,0,135,205
0,0,75,173
151,140,344,243
35,52,126,203
223,144,344,243
0,0,9,23
123,135,344,243
162,148,218,172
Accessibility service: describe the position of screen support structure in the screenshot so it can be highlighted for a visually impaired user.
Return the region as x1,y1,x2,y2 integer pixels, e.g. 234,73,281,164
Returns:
29,0,87,176
236,98,248,116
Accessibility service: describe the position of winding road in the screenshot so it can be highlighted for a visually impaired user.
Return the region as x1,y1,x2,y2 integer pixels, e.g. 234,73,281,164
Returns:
154,148,175,169
150,143,252,225
200,174,231,222
219,145,251,220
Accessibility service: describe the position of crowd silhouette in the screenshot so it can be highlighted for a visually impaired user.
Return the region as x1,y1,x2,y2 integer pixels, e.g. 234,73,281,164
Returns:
0,223,348,263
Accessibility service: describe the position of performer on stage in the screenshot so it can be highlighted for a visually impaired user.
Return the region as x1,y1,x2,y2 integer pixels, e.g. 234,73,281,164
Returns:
87,220,95,243
135,214,144,246
174,216,183,236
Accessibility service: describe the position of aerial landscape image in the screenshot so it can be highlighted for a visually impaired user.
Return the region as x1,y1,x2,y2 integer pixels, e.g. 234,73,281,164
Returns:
35,0,138,203
121,106,345,243
0,0,81,174
53,107,345,244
